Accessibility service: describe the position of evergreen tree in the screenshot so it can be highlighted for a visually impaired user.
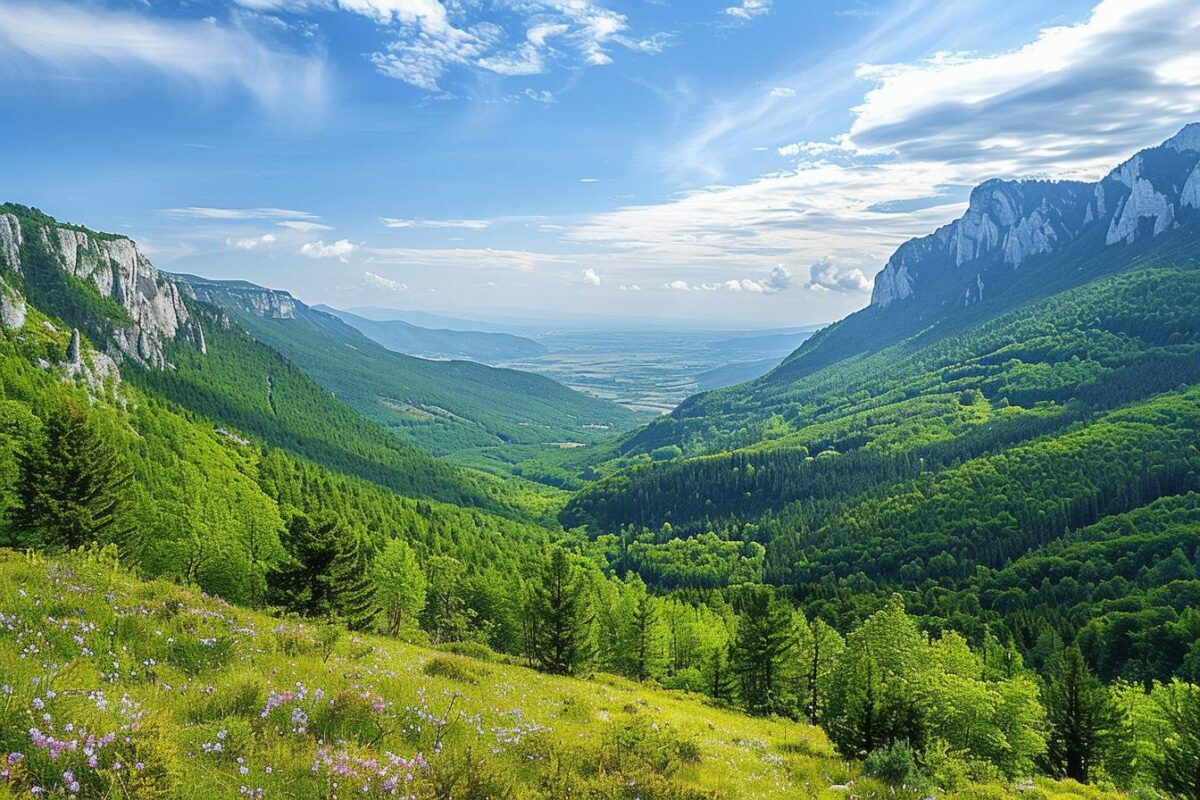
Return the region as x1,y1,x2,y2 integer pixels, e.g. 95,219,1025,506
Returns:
800,618,844,725
16,400,136,554
372,538,426,635
732,586,795,715
529,545,588,675
269,511,340,618
1042,646,1119,783
424,555,473,644
630,592,667,682
330,530,377,631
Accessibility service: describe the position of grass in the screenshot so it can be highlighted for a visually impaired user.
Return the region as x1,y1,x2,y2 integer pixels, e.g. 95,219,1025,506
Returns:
0,549,1126,799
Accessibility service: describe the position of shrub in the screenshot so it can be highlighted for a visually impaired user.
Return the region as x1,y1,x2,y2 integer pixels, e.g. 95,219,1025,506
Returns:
423,655,485,684
864,740,919,786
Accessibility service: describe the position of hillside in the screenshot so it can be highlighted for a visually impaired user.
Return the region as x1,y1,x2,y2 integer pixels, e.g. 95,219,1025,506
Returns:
315,304,549,362
177,274,648,457
0,551,1131,800
558,128,1200,687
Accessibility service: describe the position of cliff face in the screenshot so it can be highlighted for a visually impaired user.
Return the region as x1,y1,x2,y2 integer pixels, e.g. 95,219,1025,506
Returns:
0,209,205,366
870,123,1200,309
175,274,298,320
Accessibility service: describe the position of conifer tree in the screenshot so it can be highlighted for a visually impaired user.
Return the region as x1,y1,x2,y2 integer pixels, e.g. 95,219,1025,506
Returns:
732,586,795,715
630,592,666,682
331,530,377,631
16,399,136,555
269,511,340,618
1043,645,1119,783
529,545,588,675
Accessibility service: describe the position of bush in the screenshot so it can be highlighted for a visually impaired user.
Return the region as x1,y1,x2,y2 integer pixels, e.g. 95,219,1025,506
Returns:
423,655,486,684
864,740,919,786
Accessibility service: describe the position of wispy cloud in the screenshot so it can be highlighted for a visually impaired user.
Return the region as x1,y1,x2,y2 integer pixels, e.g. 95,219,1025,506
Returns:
0,1,329,116
574,0,1200,296
228,233,278,251
164,207,322,221
382,217,492,230
723,0,772,22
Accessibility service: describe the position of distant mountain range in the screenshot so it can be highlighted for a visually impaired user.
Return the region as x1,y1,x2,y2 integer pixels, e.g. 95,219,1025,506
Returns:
314,305,548,363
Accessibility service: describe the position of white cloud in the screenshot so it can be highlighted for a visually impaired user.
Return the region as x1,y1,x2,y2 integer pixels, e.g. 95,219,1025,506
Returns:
164,207,321,221
523,88,556,104
844,0,1200,178
581,268,601,286
571,0,1200,306
277,220,333,232
769,86,795,98
341,0,668,91
579,177,600,183
382,217,492,230
805,259,871,293
362,270,408,291
723,0,771,22
301,239,358,261
229,234,278,250
0,1,328,117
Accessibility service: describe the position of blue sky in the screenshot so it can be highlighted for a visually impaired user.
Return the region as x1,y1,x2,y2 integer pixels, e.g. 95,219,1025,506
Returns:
1,0,1198,325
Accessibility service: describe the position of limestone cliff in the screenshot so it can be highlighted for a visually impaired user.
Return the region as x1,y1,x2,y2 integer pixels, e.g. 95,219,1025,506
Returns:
870,123,1200,309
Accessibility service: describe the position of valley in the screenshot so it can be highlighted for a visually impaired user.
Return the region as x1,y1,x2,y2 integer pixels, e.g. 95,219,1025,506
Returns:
3,124,1200,800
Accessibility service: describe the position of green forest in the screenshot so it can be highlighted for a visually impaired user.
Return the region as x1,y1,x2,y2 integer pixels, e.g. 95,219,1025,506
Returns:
1,200,1199,800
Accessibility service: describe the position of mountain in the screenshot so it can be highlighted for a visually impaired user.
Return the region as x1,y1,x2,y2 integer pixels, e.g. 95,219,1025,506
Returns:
314,304,549,362
175,274,649,457
871,122,1200,311
558,126,1200,684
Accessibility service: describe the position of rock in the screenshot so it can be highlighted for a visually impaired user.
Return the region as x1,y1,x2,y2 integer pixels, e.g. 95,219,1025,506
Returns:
1106,177,1174,245
177,275,298,320
0,279,25,330
27,221,205,366
68,328,82,366
0,213,20,272
869,124,1200,310
1183,163,1200,209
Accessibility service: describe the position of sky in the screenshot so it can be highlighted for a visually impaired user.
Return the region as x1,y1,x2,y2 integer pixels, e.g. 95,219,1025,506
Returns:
0,0,1198,326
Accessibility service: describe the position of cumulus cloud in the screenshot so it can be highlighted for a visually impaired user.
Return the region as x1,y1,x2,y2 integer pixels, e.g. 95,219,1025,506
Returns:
805,259,871,293
0,1,329,117
228,233,277,250
581,268,601,286
301,239,357,261
362,270,408,291
723,0,771,22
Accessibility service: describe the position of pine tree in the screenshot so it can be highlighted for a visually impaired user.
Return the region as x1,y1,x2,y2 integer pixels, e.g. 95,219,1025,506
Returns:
630,593,666,682
1043,646,1119,783
16,399,136,555
529,546,588,675
269,511,340,618
732,586,796,715
330,530,377,632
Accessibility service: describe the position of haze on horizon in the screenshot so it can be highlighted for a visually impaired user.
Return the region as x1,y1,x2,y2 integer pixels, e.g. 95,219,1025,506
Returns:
0,0,1198,326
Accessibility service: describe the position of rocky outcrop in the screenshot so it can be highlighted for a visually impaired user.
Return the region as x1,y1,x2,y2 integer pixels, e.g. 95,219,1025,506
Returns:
0,277,25,330
0,214,20,271
870,123,1200,309
1,209,205,367
174,274,298,320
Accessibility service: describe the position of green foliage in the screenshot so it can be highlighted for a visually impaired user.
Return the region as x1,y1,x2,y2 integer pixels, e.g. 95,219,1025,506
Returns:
1042,646,1120,783
372,537,427,635
14,399,135,554
528,546,590,675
